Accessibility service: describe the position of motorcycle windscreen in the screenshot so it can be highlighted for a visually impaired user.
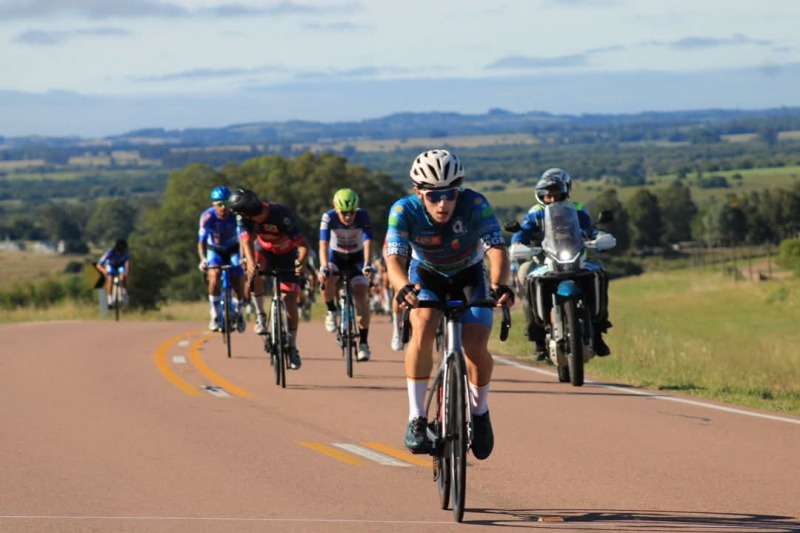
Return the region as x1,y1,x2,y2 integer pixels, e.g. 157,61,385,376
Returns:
542,202,585,263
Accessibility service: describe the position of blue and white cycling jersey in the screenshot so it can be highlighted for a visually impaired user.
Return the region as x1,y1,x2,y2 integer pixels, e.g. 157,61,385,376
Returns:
385,188,505,277
319,208,373,258
198,207,239,250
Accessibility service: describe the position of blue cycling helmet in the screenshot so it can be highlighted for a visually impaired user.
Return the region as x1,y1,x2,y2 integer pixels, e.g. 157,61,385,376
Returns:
211,186,231,203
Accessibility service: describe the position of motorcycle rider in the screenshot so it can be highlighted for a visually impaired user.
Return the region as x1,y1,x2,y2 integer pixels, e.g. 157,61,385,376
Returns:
510,168,613,358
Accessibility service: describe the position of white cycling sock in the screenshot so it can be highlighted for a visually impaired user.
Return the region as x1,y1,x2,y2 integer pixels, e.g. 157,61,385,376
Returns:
469,383,490,415
407,379,427,420
252,295,265,315
209,296,219,318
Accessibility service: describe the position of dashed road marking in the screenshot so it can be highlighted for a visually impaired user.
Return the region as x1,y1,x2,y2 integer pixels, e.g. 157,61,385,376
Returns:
301,442,428,467
332,444,412,467
362,442,431,467
300,442,362,465
172,356,187,364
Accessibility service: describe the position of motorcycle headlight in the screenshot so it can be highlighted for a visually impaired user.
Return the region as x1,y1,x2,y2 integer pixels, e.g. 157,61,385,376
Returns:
559,250,573,261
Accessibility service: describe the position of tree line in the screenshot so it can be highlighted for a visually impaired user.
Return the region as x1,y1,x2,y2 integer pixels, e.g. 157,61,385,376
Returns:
4,151,800,311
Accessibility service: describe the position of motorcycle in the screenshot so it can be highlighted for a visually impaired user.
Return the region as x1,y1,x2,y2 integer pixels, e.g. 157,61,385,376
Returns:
506,203,615,386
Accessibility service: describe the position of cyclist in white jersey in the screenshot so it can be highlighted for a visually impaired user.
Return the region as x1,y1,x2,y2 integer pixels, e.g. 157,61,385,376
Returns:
318,188,375,362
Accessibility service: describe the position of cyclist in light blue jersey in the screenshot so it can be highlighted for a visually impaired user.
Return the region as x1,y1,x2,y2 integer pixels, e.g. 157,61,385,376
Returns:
385,149,514,461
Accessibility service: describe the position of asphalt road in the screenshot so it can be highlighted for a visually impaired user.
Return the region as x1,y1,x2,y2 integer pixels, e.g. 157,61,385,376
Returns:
1,315,798,532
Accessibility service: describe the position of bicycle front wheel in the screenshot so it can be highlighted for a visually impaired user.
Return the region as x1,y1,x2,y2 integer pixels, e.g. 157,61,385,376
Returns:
449,353,468,522
345,297,356,378
270,301,285,388
113,279,121,321
424,370,450,510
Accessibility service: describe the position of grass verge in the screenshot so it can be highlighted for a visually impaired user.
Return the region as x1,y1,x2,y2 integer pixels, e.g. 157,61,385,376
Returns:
490,266,800,417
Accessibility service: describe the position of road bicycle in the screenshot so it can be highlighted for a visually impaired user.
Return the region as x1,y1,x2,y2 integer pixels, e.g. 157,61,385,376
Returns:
259,267,295,388
335,270,359,378
402,298,511,523
214,264,238,359
299,277,315,322
108,273,127,322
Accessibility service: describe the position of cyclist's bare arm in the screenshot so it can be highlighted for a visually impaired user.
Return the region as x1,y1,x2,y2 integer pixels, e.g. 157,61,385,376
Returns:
318,240,330,280
239,234,257,280
486,245,512,307
386,254,417,307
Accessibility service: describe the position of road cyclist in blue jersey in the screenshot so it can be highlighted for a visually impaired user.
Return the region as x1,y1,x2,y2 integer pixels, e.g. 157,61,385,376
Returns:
318,188,375,362
198,186,246,333
95,238,130,308
384,149,514,460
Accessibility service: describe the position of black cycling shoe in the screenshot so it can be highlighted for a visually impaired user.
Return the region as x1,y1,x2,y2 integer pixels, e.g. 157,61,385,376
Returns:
594,336,611,357
471,411,494,460
404,417,430,454
533,342,547,362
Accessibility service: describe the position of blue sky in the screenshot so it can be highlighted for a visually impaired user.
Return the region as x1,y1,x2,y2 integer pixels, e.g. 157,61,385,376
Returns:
1,0,799,137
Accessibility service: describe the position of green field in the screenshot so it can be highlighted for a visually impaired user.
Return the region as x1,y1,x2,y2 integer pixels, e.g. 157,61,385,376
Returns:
479,164,800,212
491,264,800,416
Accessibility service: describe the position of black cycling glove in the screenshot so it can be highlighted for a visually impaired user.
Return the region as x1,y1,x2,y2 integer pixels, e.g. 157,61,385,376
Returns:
395,283,419,305
491,284,515,305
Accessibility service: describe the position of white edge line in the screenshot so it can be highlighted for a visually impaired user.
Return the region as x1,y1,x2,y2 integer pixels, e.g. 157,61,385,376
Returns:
495,355,800,426
332,443,412,467
0,515,450,524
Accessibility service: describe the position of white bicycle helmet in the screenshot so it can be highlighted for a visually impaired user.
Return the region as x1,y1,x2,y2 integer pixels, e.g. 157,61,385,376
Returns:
409,150,464,190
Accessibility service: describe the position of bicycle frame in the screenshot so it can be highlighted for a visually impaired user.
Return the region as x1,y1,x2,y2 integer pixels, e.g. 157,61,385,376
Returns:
403,298,511,523
111,274,123,321
216,265,235,359
335,271,359,378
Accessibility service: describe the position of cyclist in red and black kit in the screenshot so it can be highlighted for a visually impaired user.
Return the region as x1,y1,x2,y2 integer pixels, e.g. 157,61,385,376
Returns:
228,188,309,370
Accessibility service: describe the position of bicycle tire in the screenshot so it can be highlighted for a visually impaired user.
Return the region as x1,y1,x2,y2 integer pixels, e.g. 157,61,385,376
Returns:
425,370,450,510
113,278,121,322
449,352,468,522
223,281,233,359
279,299,289,388
271,299,285,387
344,288,354,378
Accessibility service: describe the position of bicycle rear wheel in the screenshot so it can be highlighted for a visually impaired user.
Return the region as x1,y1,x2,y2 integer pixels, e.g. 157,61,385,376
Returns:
425,370,450,510
223,285,233,359
449,353,468,522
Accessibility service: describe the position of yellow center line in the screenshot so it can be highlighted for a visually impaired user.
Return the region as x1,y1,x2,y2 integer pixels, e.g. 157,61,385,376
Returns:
361,442,432,467
154,331,204,396
299,442,362,465
187,335,250,398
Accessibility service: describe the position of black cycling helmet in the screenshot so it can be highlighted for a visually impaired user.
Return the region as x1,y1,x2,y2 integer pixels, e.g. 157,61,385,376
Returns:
114,239,128,251
228,188,264,217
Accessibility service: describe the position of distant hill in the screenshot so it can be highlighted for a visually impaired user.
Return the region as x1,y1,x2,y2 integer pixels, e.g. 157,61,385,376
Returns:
4,107,800,149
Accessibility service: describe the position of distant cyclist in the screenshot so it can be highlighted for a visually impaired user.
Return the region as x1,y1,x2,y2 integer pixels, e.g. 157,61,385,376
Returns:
96,238,130,308
318,188,374,362
197,186,246,333
385,149,513,460
228,188,308,370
